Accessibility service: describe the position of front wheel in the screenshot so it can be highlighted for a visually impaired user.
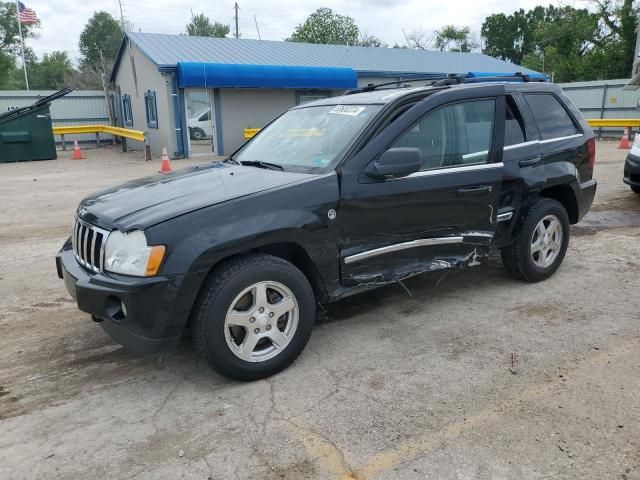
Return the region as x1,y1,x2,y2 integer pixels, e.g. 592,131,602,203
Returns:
192,254,315,381
501,198,570,282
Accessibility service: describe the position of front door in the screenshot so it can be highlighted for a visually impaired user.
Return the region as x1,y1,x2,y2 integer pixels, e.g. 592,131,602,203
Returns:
339,92,505,285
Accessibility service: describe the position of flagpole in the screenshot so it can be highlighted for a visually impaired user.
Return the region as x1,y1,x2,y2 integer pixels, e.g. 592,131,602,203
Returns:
15,0,29,90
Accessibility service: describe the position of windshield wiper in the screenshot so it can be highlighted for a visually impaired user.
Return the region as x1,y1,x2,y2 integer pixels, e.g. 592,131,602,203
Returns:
239,160,284,171
223,156,239,165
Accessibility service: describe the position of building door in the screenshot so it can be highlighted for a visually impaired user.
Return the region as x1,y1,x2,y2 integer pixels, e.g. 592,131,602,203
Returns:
184,88,217,157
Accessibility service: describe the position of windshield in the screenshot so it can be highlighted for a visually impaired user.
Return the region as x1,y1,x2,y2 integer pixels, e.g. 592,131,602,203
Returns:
233,104,382,172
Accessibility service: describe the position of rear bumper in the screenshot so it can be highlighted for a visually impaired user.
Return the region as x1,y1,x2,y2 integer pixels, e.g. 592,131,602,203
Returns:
576,178,597,221
623,152,640,187
56,243,206,354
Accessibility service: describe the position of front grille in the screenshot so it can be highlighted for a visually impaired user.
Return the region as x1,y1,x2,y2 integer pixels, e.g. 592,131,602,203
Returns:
72,218,110,272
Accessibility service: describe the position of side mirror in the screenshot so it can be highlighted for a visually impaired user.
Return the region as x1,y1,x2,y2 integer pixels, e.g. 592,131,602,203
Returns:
367,147,422,179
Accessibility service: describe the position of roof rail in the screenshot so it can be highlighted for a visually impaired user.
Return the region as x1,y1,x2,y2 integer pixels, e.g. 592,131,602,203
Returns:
345,71,548,94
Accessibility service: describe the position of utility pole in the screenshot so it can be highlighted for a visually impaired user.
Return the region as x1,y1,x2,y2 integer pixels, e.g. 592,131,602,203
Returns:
117,0,126,30
234,3,239,39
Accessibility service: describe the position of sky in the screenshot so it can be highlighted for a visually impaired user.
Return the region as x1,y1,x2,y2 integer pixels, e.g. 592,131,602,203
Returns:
25,0,580,64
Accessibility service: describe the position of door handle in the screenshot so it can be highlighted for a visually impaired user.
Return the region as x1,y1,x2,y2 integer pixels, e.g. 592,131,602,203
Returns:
519,155,542,167
457,185,493,197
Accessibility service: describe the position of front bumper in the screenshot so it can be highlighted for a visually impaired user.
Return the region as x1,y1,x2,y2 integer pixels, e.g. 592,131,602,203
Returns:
56,243,206,354
623,152,640,188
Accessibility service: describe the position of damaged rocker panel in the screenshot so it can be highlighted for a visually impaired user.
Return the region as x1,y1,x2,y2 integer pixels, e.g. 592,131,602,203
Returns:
343,233,492,265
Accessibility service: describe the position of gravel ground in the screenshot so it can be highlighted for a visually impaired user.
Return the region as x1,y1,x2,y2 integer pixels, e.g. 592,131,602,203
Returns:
0,143,638,480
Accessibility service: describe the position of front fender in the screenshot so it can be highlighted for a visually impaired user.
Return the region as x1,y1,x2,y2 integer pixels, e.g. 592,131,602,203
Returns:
145,173,341,291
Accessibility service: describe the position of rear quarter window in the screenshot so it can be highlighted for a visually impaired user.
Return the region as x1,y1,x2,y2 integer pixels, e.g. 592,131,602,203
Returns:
524,93,580,140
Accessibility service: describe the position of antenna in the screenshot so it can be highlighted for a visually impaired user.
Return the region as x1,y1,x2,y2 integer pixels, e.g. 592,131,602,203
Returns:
234,3,239,39
254,14,261,40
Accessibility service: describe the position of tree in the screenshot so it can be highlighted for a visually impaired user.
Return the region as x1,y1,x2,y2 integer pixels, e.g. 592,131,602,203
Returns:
287,8,359,45
404,29,433,50
28,51,73,89
79,11,123,76
434,25,477,52
358,32,385,48
481,2,636,82
186,13,230,37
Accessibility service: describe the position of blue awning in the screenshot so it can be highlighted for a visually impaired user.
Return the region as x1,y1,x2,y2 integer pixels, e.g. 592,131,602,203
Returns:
177,62,358,89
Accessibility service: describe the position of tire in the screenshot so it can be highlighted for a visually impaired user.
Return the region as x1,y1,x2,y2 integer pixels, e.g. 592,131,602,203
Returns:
500,198,570,282
192,254,315,381
631,185,640,194
192,128,205,141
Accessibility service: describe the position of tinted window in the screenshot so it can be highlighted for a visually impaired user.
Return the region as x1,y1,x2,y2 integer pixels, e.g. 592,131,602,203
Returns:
524,93,579,140
392,99,495,171
505,97,525,146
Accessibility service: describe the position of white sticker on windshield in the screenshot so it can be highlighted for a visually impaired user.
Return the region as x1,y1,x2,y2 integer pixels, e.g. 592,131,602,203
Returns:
330,105,365,116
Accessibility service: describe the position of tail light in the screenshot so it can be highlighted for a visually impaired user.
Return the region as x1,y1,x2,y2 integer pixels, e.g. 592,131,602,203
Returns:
587,137,596,174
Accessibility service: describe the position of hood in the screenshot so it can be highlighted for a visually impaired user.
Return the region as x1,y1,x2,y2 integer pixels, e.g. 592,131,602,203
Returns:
78,162,314,231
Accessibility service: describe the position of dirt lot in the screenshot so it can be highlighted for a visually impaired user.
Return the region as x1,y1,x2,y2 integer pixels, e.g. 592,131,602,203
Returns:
1,143,639,480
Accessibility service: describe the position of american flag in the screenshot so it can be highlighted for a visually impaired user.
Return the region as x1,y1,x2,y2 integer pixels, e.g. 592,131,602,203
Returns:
18,2,38,24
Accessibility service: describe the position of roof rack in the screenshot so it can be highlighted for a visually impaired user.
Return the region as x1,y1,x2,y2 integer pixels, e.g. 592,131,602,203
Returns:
345,71,548,94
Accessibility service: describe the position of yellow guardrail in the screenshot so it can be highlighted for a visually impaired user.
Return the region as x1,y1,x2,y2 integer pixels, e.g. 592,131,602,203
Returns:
53,124,146,142
586,119,640,128
53,124,151,160
243,128,260,139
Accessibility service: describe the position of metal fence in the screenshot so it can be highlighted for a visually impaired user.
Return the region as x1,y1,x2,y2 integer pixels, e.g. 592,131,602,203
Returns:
0,90,109,143
559,79,639,138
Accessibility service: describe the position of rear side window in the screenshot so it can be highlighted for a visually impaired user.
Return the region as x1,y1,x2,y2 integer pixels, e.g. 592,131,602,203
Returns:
505,97,525,146
524,93,579,140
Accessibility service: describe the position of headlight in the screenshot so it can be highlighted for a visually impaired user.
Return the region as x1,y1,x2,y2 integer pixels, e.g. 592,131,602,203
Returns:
104,230,166,277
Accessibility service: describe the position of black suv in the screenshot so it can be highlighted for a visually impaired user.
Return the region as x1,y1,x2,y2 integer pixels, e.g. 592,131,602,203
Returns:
56,76,597,380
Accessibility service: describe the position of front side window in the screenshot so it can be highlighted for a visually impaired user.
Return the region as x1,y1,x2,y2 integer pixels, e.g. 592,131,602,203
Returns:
524,93,579,140
144,90,158,129
392,99,495,171
234,104,382,172
122,94,133,127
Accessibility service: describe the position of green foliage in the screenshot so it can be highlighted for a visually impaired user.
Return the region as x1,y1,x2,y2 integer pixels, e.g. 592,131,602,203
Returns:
435,25,477,52
27,51,73,89
481,1,637,82
287,8,359,45
79,11,123,75
186,13,230,37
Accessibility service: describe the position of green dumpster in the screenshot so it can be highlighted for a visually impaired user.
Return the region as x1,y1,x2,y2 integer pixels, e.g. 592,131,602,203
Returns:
0,88,73,162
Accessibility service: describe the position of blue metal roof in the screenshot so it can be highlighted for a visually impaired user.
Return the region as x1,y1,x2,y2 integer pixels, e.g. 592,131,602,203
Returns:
177,62,357,89
112,32,541,82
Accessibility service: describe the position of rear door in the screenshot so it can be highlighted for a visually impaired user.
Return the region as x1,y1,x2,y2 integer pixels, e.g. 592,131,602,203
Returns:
338,86,506,285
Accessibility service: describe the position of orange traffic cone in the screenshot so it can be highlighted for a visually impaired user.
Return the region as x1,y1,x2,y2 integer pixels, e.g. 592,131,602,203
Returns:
71,140,85,160
618,127,631,149
158,147,172,173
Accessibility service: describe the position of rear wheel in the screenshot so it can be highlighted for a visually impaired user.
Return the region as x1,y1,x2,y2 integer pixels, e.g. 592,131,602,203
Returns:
192,254,315,381
501,198,570,282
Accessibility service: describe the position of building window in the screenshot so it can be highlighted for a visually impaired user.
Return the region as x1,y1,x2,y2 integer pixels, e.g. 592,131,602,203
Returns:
296,90,331,105
122,94,133,126
144,90,158,129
